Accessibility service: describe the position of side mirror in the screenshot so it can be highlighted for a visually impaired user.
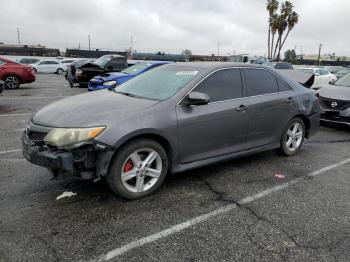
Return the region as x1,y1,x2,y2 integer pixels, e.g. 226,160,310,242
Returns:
185,92,210,106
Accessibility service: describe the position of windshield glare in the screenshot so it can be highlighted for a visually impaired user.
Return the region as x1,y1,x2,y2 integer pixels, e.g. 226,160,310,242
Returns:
93,56,112,67
335,73,350,87
122,62,152,74
115,66,200,100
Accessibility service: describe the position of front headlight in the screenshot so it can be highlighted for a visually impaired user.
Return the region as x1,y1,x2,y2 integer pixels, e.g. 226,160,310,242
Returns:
44,126,105,149
102,80,117,87
75,69,83,76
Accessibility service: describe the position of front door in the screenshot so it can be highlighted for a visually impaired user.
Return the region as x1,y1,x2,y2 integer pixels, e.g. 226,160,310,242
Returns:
176,68,249,164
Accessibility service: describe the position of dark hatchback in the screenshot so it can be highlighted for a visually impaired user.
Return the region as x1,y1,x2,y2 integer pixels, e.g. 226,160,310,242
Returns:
319,73,350,126
23,63,320,199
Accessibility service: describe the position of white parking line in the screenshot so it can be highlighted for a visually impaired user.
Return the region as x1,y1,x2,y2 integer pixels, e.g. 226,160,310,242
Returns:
0,113,32,117
0,149,21,155
93,157,350,262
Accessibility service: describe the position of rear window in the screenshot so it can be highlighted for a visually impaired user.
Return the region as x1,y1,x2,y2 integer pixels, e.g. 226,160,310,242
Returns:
275,63,293,69
244,69,278,96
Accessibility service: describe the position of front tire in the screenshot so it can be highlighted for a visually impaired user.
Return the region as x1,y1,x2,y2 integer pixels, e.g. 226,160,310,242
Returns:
106,139,168,199
280,117,305,156
4,75,20,89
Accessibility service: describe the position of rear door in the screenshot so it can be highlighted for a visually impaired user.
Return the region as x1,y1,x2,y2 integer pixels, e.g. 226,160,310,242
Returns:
242,68,297,149
37,61,49,72
176,68,250,164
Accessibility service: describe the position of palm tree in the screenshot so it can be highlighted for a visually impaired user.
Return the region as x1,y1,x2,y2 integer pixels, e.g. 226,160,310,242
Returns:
273,14,287,60
266,0,279,59
278,11,299,57
270,14,279,60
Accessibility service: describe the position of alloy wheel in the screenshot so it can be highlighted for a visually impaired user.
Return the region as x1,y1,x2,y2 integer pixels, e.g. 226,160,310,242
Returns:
4,76,19,89
121,148,162,193
285,122,303,152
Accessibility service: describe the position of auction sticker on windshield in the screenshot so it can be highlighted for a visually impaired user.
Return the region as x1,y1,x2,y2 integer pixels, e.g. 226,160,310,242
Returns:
175,71,198,75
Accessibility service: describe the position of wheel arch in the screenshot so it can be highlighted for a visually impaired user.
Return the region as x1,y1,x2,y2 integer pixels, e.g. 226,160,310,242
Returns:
2,73,22,81
97,132,175,178
292,114,311,138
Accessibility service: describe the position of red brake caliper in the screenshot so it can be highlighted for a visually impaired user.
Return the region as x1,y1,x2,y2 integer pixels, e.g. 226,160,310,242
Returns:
123,160,134,173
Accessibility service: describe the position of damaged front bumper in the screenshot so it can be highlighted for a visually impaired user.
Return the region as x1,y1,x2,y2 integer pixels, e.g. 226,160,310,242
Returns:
22,124,115,179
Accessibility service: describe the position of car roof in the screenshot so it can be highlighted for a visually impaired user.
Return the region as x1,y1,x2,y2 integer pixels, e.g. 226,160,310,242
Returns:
168,62,271,69
101,54,125,58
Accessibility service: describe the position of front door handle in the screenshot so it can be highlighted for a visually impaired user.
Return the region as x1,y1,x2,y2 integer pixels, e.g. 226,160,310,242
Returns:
236,105,248,111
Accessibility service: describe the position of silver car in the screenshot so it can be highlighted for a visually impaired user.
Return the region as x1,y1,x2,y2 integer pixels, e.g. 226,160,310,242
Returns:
22,63,320,199
319,73,350,126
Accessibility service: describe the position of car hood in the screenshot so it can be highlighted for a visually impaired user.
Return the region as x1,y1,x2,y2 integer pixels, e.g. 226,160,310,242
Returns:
93,72,130,82
32,90,159,127
80,62,103,69
319,84,350,101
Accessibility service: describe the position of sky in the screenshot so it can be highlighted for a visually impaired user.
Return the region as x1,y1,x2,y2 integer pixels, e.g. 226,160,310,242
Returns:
0,0,349,56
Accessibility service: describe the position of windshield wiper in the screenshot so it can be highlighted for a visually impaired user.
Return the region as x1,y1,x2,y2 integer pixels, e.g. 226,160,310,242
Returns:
115,91,141,98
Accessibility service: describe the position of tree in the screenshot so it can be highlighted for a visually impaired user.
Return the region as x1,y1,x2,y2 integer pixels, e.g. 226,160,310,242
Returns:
278,11,299,58
181,49,192,60
267,0,299,61
284,49,296,63
266,0,279,59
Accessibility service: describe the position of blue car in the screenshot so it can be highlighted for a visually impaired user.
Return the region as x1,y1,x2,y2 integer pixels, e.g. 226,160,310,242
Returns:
88,61,171,91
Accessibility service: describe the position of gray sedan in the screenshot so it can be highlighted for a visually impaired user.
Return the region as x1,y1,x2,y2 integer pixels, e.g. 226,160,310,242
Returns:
22,63,320,199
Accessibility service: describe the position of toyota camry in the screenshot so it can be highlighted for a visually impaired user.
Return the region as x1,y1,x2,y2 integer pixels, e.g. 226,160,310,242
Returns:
22,63,320,199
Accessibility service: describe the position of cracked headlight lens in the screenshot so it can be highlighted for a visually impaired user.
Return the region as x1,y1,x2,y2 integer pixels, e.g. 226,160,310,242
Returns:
44,126,105,149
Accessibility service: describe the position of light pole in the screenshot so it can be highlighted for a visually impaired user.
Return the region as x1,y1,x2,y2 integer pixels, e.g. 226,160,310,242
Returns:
317,43,323,66
16,28,21,46
88,35,91,51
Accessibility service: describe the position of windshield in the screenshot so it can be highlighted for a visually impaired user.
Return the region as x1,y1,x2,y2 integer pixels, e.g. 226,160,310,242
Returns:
336,68,350,74
92,56,112,67
334,73,350,87
122,62,153,74
115,66,200,100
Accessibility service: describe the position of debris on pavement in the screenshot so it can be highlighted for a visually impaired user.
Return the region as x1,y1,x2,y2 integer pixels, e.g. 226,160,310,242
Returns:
56,191,77,200
274,173,287,179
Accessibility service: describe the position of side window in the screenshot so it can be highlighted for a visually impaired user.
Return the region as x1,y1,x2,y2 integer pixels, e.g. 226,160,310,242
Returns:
49,61,59,65
194,68,243,102
109,58,126,70
320,69,329,75
277,78,292,92
244,69,278,96
315,69,322,75
0,59,4,65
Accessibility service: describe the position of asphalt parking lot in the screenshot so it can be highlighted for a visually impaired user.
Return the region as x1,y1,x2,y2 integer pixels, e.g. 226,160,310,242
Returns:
0,74,350,262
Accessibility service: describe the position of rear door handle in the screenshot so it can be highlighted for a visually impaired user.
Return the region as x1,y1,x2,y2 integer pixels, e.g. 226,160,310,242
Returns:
236,105,248,111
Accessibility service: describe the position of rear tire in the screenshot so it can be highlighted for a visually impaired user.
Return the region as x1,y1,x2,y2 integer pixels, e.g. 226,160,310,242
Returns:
56,68,64,74
4,75,20,89
280,117,305,156
106,139,168,200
